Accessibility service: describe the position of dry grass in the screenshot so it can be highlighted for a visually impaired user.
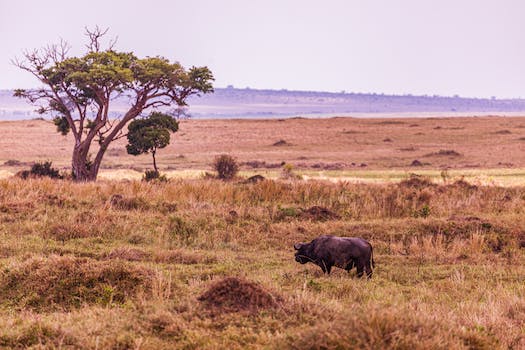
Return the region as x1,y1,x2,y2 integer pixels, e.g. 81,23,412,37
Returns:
0,255,154,310
0,177,523,348
1,116,525,173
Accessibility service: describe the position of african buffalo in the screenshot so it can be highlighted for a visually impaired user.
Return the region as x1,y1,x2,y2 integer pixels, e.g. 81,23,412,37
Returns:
294,235,375,278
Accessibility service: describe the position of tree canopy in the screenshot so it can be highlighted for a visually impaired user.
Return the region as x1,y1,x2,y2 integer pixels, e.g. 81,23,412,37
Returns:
14,27,214,181
126,112,179,173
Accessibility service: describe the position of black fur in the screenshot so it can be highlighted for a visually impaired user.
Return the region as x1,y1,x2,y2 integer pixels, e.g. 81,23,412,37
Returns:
294,235,374,278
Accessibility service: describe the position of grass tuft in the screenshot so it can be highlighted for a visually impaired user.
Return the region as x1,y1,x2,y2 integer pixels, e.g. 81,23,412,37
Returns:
0,255,154,310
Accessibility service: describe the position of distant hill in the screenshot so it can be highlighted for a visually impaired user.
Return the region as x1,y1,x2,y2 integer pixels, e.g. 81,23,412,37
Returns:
2,87,525,120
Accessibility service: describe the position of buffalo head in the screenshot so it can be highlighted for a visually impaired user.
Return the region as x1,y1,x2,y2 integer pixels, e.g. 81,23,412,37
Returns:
294,243,310,264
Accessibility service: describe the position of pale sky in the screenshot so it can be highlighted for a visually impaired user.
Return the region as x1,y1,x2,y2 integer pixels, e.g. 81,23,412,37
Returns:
1,0,524,98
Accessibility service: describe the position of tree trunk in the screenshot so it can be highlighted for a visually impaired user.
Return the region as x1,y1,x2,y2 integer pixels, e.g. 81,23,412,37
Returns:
152,149,158,173
71,144,94,182
89,150,104,181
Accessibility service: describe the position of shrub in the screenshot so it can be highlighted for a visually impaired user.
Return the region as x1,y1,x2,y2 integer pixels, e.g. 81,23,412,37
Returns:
213,154,239,180
17,161,63,179
280,163,302,180
142,169,168,182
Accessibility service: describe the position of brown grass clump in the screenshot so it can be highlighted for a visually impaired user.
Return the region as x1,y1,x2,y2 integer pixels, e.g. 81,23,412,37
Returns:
398,174,436,189
301,206,340,221
198,277,281,314
108,194,149,210
153,249,217,264
106,247,150,261
424,149,462,157
0,255,154,310
448,179,478,191
0,322,79,349
43,222,97,241
280,307,497,350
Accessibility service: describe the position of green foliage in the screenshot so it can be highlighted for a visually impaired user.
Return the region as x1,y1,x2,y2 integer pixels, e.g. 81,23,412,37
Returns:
127,112,179,173
213,154,239,180
12,89,26,98
14,28,214,181
18,161,63,179
415,204,431,218
126,112,179,156
142,170,168,182
281,163,302,180
53,116,70,136
277,205,300,218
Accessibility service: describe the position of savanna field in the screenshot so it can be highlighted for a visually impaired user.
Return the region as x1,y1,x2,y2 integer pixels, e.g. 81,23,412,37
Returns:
0,117,524,349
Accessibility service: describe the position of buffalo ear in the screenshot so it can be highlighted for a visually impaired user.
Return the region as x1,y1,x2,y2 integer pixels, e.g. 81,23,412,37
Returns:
294,243,303,250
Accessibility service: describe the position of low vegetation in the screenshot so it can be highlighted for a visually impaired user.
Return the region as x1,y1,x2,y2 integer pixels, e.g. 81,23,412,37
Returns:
213,154,240,180
0,176,523,348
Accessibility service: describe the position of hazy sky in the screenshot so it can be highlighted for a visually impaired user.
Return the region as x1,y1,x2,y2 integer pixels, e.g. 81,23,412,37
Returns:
1,0,524,98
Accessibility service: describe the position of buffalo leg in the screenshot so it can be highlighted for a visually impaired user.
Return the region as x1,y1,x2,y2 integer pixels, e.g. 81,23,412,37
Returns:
319,264,327,274
345,260,355,273
319,261,331,274
356,259,365,278
365,260,373,279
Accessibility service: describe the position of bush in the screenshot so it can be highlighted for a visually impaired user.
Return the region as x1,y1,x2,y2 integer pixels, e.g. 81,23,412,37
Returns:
142,170,168,182
213,154,239,180
17,161,63,179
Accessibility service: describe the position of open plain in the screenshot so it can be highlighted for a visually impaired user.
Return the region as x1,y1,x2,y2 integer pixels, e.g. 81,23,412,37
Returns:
0,116,524,349
1,116,524,180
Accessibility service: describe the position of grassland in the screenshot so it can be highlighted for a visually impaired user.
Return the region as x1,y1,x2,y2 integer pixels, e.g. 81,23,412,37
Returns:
0,176,523,349
1,116,524,177
0,116,524,348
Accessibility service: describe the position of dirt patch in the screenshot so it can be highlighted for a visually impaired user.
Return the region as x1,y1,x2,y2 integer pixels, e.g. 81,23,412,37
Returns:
301,206,340,221
0,255,154,310
198,277,281,314
3,159,29,166
424,149,462,157
341,129,365,134
375,120,405,125
244,174,266,184
242,160,284,169
272,139,290,146
309,162,346,170
492,130,512,135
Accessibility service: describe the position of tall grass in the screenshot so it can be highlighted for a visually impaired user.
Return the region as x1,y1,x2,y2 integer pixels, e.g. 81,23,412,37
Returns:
0,177,523,348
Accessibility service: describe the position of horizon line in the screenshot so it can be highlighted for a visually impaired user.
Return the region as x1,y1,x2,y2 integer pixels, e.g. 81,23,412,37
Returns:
1,86,524,101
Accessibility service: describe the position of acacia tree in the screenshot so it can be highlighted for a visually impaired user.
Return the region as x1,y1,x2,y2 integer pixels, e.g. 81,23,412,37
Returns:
14,28,213,181
126,112,179,174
